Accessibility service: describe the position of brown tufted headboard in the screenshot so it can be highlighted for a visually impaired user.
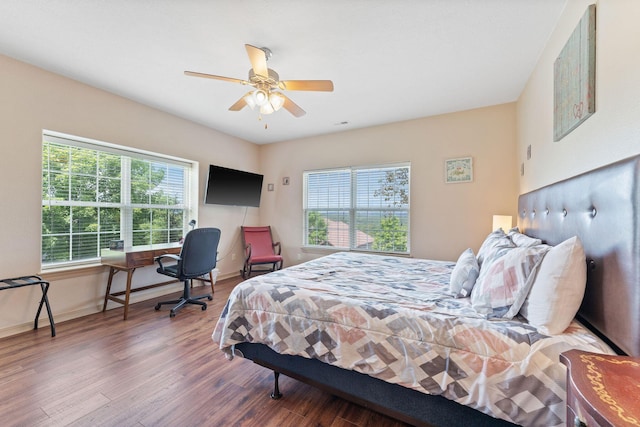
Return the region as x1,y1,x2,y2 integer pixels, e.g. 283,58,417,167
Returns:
518,155,640,357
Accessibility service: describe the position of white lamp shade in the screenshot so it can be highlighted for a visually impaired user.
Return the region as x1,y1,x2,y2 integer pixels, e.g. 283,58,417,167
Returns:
253,89,268,106
492,215,513,232
269,92,285,111
243,93,256,109
260,102,274,114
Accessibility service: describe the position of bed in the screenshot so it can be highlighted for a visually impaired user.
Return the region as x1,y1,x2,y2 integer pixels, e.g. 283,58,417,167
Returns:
212,155,640,427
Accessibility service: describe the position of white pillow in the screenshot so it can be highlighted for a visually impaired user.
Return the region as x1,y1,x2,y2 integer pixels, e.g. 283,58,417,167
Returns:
449,248,480,298
519,236,586,335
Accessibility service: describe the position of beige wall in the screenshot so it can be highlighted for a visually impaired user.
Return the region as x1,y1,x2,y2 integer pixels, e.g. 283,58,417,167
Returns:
11,0,635,337
259,103,519,264
517,0,640,193
0,54,261,336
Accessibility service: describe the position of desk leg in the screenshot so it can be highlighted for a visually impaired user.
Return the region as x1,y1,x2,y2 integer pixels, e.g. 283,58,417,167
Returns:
103,266,116,312
208,270,215,295
123,268,135,320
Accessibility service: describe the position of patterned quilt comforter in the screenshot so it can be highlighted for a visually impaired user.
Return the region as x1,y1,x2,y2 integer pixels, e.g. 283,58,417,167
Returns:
212,252,614,426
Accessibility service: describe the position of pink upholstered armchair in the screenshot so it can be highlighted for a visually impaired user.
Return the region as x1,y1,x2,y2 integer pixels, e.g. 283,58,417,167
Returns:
240,226,283,279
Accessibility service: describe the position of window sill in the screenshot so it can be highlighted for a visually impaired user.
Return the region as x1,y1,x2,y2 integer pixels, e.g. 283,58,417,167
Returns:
40,262,107,281
301,246,412,258
301,246,344,254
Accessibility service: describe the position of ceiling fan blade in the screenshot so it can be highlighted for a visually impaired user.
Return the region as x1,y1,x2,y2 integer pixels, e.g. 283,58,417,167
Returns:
229,92,253,111
245,44,269,77
279,80,334,92
184,70,250,85
282,94,306,117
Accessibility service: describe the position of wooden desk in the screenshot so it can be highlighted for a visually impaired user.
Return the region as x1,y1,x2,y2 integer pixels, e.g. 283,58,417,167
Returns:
101,243,185,320
560,349,640,427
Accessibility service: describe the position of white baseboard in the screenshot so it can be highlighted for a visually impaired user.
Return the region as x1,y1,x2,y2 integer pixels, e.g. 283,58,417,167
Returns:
0,269,240,339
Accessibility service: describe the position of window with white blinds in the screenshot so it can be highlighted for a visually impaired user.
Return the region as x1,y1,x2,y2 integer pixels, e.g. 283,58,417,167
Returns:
41,132,196,269
303,164,410,254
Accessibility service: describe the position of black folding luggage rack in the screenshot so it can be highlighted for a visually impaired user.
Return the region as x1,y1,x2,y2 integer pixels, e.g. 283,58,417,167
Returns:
0,275,56,337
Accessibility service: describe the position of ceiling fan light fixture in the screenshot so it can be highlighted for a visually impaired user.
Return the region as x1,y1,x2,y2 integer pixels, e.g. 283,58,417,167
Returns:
243,92,256,110
253,89,269,106
260,102,275,115
186,44,331,119
269,92,285,111
260,104,274,115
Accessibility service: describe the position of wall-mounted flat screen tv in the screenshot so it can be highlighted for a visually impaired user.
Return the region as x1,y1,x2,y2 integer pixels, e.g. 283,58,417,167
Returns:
204,165,264,207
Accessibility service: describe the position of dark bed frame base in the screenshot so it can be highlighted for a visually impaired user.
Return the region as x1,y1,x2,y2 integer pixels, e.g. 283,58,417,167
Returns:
235,342,516,427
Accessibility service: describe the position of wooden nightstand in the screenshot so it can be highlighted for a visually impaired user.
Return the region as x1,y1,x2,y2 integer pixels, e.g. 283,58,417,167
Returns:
560,349,640,427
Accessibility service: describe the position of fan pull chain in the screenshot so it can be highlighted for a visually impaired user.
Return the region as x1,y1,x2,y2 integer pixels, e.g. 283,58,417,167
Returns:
256,113,268,129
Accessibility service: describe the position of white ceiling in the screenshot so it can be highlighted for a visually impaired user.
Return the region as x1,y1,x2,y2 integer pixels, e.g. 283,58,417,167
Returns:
0,0,566,145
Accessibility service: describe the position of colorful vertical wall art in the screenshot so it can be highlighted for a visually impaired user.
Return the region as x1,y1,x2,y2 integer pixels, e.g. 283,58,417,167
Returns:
553,5,596,141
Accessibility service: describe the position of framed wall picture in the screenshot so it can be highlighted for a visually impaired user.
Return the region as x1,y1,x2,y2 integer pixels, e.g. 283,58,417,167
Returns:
445,157,473,183
553,4,596,141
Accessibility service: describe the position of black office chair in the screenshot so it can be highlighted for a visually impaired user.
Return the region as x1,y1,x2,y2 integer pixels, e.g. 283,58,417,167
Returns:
154,227,221,317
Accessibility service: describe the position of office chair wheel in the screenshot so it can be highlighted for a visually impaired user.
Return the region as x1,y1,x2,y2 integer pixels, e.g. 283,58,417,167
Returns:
207,295,213,301
154,303,161,311
170,310,176,318
201,305,207,311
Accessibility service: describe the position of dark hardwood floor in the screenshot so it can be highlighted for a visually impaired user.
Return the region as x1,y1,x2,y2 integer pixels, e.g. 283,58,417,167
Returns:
0,276,411,427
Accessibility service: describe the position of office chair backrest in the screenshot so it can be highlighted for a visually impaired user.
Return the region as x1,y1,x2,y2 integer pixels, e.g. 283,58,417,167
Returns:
179,227,221,278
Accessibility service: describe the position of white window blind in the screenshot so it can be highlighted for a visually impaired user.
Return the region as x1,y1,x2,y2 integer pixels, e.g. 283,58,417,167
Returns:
41,132,195,269
303,164,410,254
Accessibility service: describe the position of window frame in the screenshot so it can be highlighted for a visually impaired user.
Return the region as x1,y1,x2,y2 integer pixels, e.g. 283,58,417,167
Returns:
41,131,198,270
303,163,410,254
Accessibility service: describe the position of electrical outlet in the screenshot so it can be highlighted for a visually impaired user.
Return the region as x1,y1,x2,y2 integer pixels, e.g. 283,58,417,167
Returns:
297,253,302,261
231,253,236,261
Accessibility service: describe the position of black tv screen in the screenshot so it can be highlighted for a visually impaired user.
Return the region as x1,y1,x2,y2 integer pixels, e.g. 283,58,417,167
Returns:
204,165,264,207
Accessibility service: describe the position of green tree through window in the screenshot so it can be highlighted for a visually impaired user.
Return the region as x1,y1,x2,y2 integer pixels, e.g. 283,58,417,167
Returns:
372,215,408,252
42,133,195,268
372,168,409,252
307,211,329,245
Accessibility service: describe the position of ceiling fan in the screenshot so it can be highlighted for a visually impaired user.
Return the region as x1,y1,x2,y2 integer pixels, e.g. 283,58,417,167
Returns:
185,44,334,118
